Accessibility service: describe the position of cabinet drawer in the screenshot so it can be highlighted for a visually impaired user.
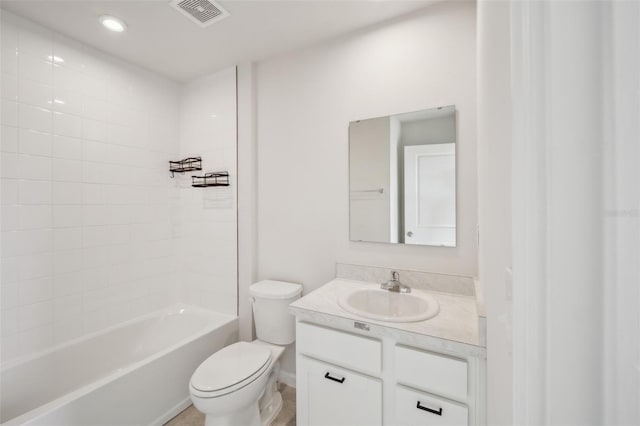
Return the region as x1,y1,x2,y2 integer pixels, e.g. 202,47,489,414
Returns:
395,345,467,401
395,385,468,426
297,322,381,375
301,356,382,426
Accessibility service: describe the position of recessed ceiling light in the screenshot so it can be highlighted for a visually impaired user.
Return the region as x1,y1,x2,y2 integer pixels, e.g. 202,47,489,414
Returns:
99,15,127,33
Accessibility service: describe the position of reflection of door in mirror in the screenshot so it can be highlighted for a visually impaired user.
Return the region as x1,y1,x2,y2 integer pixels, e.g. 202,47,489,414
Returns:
404,143,456,246
348,105,456,247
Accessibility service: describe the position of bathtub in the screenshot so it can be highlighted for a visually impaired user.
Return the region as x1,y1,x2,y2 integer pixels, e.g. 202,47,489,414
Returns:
0,304,238,426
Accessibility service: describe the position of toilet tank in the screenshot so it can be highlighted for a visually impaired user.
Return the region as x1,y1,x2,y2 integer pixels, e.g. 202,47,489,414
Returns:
250,280,302,345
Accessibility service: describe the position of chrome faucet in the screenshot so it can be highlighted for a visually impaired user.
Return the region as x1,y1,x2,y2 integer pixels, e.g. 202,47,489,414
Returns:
381,271,411,293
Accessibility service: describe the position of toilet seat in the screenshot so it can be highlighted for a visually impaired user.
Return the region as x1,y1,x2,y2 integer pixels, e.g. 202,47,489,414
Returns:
190,342,272,399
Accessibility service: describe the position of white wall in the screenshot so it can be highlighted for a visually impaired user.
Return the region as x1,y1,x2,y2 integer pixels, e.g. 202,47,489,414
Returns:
602,2,640,424
0,12,180,361
236,62,257,341
477,1,512,424
255,0,476,376
173,67,237,316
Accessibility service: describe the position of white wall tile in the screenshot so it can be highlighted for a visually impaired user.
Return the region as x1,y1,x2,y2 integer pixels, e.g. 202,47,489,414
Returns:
107,123,135,146
82,140,108,163
82,118,107,142
53,293,82,322
19,205,52,229
19,79,52,109
18,23,53,60
53,272,82,297
1,22,19,76
19,154,51,180
83,96,109,122
53,63,85,92
2,229,52,256
1,179,18,204
19,129,52,157
18,179,51,204
52,158,82,182
18,252,53,280
19,324,53,354
1,46,18,77
53,316,82,343
19,301,53,330
19,104,51,133
1,100,18,126
53,35,86,72
81,267,109,291
52,135,81,159
1,125,18,152
19,54,52,85
19,277,53,305
53,111,81,138
53,205,82,227
52,88,83,117
1,205,19,231
1,282,19,309
82,205,110,226
81,183,105,205
53,181,82,204
53,249,82,275
1,73,18,101
1,307,18,336
0,12,181,361
1,257,19,284
53,227,82,251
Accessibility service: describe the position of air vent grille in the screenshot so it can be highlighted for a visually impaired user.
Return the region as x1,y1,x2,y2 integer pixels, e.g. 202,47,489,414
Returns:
170,0,230,27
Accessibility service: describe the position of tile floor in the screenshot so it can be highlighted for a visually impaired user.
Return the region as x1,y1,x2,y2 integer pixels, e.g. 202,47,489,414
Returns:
165,384,296,426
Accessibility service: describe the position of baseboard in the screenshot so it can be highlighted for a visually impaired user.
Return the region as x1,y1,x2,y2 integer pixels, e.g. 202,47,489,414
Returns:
151,396,192,426
278,369,296,388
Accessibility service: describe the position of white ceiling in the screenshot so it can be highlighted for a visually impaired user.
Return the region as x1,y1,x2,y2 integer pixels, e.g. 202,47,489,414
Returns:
0,0,436,83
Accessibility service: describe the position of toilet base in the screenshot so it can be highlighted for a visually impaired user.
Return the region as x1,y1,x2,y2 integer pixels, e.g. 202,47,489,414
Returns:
204,402,261,426
260,390,283,426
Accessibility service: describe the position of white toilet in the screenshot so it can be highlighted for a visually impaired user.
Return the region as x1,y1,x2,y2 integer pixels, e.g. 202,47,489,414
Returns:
189,280,302,426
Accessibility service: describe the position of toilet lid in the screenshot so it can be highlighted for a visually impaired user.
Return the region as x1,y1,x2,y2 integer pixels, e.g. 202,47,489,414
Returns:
191,342,271,392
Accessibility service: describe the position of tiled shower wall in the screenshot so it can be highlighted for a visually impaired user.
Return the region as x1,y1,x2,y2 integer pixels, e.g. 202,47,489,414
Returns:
174,67,237,315
0,12,181,361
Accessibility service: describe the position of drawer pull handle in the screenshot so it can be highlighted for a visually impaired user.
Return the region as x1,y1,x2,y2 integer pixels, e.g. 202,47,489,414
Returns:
324,372,346,384
416,401,443,416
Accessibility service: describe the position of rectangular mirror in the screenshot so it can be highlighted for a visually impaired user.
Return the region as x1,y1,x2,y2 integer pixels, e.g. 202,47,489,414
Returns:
349,105,456,247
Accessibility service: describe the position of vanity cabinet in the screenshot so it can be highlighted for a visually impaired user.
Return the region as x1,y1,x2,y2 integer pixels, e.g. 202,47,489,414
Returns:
395,385,469,426
296,321,485,426
298,356,382,426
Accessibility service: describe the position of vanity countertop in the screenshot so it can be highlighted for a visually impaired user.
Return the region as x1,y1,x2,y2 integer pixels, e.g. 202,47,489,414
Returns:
289,278,485,353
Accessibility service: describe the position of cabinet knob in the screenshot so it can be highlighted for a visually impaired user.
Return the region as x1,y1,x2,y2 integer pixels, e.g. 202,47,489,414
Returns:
407,231,413,237
324,372,346,384
416,401,443,416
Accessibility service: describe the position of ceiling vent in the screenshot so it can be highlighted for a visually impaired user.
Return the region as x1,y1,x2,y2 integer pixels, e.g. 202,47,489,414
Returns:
170,0,230,27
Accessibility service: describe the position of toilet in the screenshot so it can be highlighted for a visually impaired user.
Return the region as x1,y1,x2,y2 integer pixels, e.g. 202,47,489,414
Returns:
189,280,302,426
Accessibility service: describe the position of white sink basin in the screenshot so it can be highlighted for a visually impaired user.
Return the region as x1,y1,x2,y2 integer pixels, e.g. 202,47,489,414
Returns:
337,288,440,323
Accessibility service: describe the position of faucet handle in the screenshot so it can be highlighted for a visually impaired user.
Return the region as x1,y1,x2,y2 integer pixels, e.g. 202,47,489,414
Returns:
391,271,399,281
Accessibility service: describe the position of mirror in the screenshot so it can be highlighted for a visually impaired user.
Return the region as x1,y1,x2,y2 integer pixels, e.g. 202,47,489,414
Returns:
349,105,456,247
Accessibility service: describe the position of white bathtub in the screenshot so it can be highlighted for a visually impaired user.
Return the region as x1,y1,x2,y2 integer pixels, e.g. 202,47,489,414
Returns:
0,304,238,426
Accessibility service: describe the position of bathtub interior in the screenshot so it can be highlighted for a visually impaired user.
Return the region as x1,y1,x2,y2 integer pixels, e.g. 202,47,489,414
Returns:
0,305,236,425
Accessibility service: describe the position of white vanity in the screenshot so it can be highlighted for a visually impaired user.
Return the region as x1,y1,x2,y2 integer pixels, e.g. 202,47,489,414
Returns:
289,265,486,426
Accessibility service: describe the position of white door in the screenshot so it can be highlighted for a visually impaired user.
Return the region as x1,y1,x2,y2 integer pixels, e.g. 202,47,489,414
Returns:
297,356,382,426
404,143,456,246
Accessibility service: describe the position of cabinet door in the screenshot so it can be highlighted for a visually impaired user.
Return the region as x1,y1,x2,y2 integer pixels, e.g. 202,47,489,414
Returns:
395,385,468,426
298,356,382,426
